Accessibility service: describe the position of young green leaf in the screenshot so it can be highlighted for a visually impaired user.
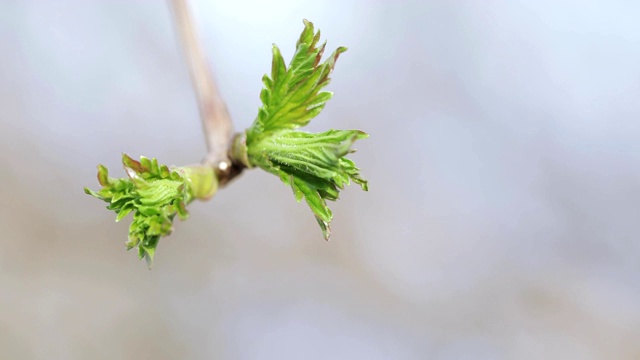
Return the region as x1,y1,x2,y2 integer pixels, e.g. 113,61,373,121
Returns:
247,19,347,140
243,20,368,240
248,129,368,239
84,154,216,267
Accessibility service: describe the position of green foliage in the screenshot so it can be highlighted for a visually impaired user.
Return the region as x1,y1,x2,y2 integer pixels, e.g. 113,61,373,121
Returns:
247,19,345,140
84,154,196,267
85,19,368,266
245,20,368,239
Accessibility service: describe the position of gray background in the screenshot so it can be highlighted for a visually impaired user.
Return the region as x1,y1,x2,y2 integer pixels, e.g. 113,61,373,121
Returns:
1,0,639,359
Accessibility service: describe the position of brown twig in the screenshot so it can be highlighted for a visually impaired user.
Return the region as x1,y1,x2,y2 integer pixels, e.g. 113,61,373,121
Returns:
170,0,234,170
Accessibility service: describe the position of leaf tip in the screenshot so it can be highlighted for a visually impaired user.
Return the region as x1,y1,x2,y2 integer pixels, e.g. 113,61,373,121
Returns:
361,181,369,192
97,164,109,186
145,255,153,269
316,217,331,241
356,131,369,140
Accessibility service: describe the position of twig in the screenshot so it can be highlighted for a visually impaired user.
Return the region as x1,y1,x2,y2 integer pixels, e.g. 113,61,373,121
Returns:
170,0,233,170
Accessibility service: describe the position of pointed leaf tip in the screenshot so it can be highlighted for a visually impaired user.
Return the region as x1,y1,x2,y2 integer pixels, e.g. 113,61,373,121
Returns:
316,217,331,241
97,165,109,186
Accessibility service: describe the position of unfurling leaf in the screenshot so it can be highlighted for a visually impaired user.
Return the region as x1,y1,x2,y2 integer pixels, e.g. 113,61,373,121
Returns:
244,20,368,240
84,154,216,267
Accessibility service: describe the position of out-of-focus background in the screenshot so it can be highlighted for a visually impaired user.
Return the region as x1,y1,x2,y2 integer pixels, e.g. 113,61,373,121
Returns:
1,0,640,358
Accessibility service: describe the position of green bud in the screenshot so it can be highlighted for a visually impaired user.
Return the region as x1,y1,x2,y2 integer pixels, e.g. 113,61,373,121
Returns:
84,154,210,267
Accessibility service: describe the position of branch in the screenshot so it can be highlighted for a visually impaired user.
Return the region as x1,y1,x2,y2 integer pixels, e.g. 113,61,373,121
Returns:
170,0,233,169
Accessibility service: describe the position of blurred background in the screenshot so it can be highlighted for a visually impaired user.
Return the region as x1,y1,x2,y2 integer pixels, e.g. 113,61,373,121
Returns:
1,0,640,358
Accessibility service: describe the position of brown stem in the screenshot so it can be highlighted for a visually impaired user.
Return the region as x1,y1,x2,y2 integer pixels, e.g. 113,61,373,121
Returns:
170,0,233,169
